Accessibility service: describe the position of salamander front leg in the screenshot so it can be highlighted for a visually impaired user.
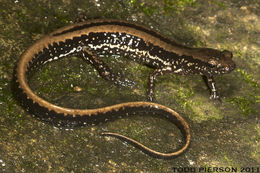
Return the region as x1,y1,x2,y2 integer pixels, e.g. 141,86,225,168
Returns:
79,47,135,87
204,75,220,100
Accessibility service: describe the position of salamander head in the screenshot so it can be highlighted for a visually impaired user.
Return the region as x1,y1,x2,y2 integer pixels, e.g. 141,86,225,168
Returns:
190,48,236,75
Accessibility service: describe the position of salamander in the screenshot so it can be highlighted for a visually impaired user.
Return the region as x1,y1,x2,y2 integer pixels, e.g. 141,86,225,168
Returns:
16,19,236,159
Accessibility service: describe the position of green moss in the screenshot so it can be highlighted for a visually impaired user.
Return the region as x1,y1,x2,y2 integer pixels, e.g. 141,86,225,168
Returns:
129,0,196,16
213,0,227,9
226,68,259,116
132,1,157,16
236,68,259,88
164,0,196,14
223,155,233,164
175,87,194,109
0,80,23,124
227,96,257,116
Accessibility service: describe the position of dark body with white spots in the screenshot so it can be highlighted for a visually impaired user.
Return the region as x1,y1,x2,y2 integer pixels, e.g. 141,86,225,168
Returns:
16,19,236,159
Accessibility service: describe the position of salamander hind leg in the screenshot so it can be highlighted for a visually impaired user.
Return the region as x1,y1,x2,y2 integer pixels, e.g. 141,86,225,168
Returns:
147,67,173,102
79,47,135,87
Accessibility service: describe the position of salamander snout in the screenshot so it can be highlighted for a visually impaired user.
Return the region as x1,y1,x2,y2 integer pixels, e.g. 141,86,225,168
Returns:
221,50,236,72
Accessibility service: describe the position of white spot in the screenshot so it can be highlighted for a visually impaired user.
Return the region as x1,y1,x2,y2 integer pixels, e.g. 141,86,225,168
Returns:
128,39,133,46
166,66,172,71
111,34,117,38
187,62,194,67
174,69,183,73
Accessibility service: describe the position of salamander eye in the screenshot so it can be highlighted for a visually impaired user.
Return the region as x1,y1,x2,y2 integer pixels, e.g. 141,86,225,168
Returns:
208,59,217,68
